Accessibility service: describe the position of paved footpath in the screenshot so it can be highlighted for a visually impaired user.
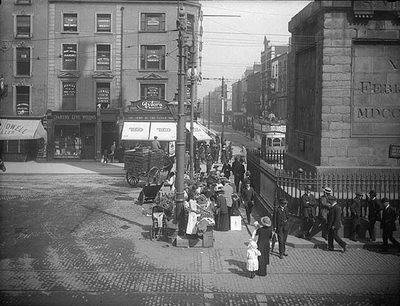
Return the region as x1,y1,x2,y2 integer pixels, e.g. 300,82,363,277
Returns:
1,161,400,305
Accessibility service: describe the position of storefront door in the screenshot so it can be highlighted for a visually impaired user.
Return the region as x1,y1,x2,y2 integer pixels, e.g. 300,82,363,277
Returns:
80,123,95,159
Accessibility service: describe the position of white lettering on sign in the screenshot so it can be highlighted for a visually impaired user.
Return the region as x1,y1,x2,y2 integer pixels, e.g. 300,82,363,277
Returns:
129,127,143,132
157,128,171,132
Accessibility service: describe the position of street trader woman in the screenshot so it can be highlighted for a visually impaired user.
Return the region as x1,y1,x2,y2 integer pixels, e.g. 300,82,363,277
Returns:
253,216,272,277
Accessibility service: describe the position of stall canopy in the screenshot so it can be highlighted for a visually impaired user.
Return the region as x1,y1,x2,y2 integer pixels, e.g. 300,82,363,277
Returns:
121,121,177,141
186,122,212,141
0,119,47,141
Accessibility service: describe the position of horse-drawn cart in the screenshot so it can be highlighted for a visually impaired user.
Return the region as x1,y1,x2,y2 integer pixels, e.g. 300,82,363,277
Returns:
124,148,174,187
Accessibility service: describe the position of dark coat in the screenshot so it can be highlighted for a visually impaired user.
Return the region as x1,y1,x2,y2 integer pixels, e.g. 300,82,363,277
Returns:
328,204,342,230
301,193,316,218
350,196,362,224
241,187,256,206
273,205,289,230
256,226,272,276
368,198,382,222
319,195,330,219
380,205,397,232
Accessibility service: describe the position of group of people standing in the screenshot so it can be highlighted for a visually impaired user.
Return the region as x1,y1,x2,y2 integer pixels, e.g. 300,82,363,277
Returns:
299,186,399,252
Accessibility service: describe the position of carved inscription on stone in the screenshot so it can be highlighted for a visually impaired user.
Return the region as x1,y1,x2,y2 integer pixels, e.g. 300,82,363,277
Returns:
352,44,400,137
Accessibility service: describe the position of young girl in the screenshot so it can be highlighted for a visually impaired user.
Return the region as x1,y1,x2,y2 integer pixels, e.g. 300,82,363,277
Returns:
246,240,261,279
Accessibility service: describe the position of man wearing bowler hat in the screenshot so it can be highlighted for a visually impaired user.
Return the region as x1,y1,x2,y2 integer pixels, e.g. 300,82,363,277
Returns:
380,198,399,251
273,198,290,259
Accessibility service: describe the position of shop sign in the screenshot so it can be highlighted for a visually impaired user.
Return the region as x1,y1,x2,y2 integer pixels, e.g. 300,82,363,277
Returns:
53,113,96,121
389,144,400,159
137,100,167,112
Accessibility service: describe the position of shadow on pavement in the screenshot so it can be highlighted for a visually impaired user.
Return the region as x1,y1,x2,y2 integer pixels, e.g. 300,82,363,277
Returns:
225,259,248,277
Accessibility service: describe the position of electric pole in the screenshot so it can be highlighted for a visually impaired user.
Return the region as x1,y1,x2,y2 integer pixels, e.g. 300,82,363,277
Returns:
175,1,186,233
221,76,225,147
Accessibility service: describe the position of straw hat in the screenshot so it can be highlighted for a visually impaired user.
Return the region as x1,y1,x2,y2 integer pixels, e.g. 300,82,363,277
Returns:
260,216,271,227
214,183,224,192
323,187,332,194
248,240,258,249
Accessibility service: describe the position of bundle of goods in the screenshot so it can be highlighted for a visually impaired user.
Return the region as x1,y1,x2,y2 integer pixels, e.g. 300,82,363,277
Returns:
124,148,164,174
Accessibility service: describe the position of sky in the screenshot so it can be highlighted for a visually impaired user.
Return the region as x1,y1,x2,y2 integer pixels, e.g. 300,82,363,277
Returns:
197,0,312,100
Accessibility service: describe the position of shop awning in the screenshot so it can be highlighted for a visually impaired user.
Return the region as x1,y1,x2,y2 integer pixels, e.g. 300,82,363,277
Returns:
186,122,212,141
0,119,47,141
121,121,177,141
149,122,177,141
121,121,151,140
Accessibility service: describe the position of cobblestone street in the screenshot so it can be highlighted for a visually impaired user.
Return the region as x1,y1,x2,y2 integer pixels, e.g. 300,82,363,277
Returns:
0,171,399,305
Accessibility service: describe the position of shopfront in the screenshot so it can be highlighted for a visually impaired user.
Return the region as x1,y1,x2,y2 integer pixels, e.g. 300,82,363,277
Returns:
47,111,96,159
0,118,47,161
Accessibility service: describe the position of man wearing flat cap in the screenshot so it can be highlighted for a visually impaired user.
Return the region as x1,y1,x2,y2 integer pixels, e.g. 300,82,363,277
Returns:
367,190,382,242
350,191,363,241
273,198,290,259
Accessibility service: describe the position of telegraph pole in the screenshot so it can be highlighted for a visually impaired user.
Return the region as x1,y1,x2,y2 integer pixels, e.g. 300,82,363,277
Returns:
208,92,211,131
188,28,197,179
221,76,225,146
175,1,186,233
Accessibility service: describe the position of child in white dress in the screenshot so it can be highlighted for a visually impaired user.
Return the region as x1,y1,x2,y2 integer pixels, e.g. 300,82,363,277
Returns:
246,240,261,278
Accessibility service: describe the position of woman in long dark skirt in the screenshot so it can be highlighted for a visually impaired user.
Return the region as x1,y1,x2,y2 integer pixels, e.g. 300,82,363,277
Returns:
254,216,272,276
214,184,229,231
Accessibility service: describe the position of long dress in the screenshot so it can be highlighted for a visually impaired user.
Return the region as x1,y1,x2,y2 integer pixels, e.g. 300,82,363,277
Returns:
215,194,229,231
256,226,272,276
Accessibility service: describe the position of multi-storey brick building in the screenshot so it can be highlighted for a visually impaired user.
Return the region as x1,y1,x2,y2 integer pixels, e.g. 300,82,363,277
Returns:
0,0,201,161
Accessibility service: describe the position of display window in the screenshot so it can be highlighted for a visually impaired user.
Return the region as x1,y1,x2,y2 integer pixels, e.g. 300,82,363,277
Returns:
54,125,82,158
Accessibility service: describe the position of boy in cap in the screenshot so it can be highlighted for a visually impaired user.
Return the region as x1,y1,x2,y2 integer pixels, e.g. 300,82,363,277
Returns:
273,198,290,259
327,196,347,252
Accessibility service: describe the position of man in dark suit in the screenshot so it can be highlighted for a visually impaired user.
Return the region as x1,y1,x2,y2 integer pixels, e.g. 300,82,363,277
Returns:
380,198,400,251
367,190,382,242
327,196,347,252
300,185,316,239
273,198,290,259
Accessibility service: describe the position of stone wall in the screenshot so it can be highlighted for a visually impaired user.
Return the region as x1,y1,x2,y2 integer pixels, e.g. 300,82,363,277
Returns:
287,1,400,171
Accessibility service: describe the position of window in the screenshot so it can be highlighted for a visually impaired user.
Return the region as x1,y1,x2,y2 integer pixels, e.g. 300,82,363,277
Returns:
62,81,77,110
96,82,110,109
140,45,165,70
272,138,281,147
140,84,165,99
141,13,165,32
16,86,30,116
15,15,31,38
63,13,78,32
96,44,111,70
16,47,31,76
62,44,77,70
96,13,111,33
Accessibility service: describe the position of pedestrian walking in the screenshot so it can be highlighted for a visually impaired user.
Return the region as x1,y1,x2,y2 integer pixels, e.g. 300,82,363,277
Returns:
222,178,234,218
308,186,332,239
253,216,272,276
380,198,400,251
241,181,256,224
367,190,382,242
300,185,316,239
273,198,290,259
246,240,261,279
240,144,247,163
327,196,347,252
206,153,213,175
350,191,363,241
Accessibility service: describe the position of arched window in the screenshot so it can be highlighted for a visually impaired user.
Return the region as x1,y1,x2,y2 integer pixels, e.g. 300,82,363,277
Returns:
267,138,272,147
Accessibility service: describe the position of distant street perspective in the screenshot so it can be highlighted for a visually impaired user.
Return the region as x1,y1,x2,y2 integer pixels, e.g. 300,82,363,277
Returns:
1,0,400,305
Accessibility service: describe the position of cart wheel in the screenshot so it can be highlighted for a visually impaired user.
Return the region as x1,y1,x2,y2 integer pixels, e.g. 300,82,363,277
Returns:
126,173,139,187
147,167,161,184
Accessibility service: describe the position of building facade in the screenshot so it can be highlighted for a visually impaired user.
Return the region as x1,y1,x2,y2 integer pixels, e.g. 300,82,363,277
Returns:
0,0,201,161
286,0,400,173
